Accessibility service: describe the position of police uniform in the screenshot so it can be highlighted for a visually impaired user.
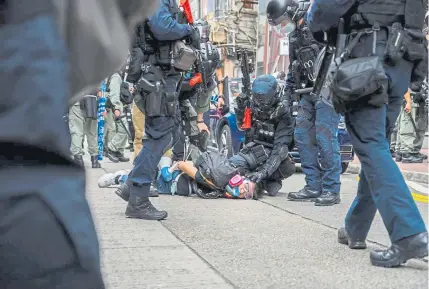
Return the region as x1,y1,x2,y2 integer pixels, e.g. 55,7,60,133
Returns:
284,19,342,206
233,75,296,196
0,0,161,286
69,98,101,168
396,88,428,162
308,0,427,267
172,30,220,161
126,0,196,220
105,73,130,163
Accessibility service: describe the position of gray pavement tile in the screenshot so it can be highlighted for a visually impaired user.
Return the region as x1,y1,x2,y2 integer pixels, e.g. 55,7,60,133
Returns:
101,246,235,289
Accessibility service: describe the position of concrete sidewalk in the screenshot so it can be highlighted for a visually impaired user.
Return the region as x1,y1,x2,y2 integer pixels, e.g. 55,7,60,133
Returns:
84,154,428,289
347,149,428,187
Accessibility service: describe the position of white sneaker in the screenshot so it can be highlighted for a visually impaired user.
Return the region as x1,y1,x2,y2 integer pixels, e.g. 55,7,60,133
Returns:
98,173,117,188
98,170,129,188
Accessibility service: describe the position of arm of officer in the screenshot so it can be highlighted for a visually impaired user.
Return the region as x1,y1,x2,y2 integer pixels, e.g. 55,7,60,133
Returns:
147,0,192,41
284,40,297,96
306,0,356,32
259,115,294,178
109,74,123,111
410,43,428,92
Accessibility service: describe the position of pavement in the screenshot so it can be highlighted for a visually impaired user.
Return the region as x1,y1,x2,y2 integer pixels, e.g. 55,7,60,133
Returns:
347,149,428,195
83,152,428,289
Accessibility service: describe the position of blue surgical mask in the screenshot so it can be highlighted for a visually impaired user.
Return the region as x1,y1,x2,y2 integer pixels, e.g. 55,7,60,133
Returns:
283,22,296,33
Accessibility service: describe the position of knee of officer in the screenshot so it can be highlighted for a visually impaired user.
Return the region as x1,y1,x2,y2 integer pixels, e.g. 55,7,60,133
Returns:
279,158,296,179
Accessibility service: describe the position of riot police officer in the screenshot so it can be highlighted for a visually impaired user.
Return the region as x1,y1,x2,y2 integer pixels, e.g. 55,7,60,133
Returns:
126,0,200,220
233,74,296,196
307,0,427,267
173,19,221,161
267,0,342,206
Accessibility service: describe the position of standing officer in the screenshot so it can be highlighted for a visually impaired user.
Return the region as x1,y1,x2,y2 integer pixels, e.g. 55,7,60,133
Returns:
307,0,428,267
126,0,200,220
69,94,102,168
266,0,342,206
105,72,130,163
172,19,220,161
0,0,158,287
395,84,428,163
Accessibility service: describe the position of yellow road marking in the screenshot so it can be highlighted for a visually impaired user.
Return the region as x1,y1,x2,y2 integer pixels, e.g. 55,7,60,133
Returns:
356,176,428,203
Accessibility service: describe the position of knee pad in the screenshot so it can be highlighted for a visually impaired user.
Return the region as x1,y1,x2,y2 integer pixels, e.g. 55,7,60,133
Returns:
278,158,296,179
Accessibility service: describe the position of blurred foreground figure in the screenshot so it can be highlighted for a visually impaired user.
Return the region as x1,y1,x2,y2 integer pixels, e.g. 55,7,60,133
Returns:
0,1,157,288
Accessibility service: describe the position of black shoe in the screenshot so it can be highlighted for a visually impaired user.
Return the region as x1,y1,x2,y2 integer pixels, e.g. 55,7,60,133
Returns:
106,149,119,163
416,152,428,160
115,183,130,201
370,232,428,267
113,151,130,162
125,193,168,220
74,155,84,167
288,188,321,202
395,152,402,162
337,227,367,249
129,146,134,152
91,156,101,168
263,180,282,197
315,192,341,206
402,153,424,163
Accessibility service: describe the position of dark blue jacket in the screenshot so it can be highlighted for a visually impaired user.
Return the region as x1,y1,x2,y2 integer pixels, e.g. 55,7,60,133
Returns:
147,0,192,41
306,0,356,32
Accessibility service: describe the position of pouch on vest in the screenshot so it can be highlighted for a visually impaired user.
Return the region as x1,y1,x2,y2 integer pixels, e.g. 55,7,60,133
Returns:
172,40,197,71
296,44,320,82
404,0,426,30
331,30,389,113
80,95,98,119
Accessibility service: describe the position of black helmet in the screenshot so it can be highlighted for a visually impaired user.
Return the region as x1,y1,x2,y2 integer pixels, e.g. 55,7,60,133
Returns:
251,75,280,119
266,0,311,33
194,19,211,42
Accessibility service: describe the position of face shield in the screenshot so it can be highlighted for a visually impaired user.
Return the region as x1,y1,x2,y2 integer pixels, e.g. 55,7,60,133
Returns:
268,12,296,35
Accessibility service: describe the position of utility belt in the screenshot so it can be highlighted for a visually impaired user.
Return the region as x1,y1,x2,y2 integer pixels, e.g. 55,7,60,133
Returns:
239,142,271,170
133,57,179,117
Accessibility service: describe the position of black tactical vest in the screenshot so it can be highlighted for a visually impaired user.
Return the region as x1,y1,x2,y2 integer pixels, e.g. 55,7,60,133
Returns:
357,0,405,27
290,21,322,88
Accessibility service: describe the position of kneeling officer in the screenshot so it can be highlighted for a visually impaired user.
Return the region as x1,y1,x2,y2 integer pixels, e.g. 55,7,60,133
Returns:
126,0,200,220
233,75,296,196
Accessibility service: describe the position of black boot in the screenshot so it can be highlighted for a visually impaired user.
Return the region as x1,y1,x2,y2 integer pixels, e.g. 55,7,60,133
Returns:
91,156,101,168
115,182,130,201
402,153,424,163
106,149,119,163
115,182,158,202
74,155,84,167
370,232,428,267
416,152,428,160
337,227,367,249
315,192,341,206
125,185,167,220
263,180,282,197
395,152,402,162
288,188,321,201
114,151,130,162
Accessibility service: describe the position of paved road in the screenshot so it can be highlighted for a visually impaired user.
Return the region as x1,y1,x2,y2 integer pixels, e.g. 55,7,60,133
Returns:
85,156,428,289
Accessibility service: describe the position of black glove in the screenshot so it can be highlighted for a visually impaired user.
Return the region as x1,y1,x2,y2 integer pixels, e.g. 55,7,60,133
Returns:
236,93,249,110
190,26,201,50
246,169,267,183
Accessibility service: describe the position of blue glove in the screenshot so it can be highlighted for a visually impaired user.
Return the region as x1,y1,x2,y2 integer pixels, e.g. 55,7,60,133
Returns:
161,167,173,182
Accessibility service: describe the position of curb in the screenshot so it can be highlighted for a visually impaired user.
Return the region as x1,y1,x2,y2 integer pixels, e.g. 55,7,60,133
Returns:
347,163,428,194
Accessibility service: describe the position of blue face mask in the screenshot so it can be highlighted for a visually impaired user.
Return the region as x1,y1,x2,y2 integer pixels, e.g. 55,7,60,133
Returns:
283,23,296,33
